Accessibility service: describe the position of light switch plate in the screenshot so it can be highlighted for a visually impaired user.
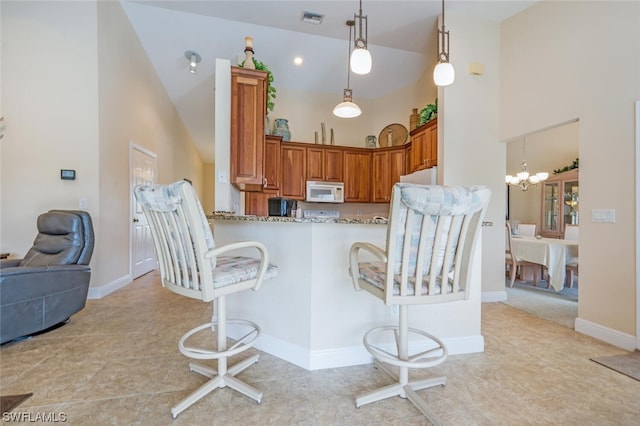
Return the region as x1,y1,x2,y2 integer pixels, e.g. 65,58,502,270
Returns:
592,209,616,223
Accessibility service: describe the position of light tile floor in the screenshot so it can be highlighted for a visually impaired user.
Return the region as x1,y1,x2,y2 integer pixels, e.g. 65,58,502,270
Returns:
1,271,639,425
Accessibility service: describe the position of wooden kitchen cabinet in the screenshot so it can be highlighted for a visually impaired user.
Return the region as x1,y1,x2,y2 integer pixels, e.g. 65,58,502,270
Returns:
343,149,372,202
281,144,307,200
306,147,343,182
540,169,579,238
230,66,267,191
245,190,279,216
372,146,405,203
244,135,282,216
408,118,437,173
264,135,281,190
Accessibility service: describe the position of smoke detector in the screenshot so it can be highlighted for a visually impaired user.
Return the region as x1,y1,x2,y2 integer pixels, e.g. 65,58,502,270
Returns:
301,11,325,25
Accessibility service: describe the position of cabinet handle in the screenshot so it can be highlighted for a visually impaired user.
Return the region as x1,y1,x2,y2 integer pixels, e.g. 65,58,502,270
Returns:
263,177,267,188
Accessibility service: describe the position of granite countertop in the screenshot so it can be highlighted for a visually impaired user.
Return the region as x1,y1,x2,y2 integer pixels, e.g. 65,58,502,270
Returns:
207,213,388,225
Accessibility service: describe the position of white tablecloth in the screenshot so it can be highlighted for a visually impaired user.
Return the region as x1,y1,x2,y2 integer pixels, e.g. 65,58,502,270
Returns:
510,237,579,291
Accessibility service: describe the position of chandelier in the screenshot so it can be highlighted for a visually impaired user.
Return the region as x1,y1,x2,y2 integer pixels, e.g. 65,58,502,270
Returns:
505,138,548,191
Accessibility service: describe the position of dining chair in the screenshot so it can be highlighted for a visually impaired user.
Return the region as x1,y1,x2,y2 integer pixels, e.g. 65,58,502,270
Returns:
348,183,491,422
564,225,579,287
134,181,278,418
505,222,541,287
516,223,536,237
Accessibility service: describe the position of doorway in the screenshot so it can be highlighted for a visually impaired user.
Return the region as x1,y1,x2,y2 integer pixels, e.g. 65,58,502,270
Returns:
130,144,157,278
505,120,579,325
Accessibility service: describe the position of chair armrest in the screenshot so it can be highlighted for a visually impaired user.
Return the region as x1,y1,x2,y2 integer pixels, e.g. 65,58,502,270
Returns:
0,259,21,268
0,264,91,278
205,241,270,292
349,242,387,291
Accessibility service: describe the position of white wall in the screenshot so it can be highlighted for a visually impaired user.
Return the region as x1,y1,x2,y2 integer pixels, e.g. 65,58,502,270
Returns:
1,1,100,259
501,1,640,344
438,14,505,300
1,1,204,294
269,71,436,149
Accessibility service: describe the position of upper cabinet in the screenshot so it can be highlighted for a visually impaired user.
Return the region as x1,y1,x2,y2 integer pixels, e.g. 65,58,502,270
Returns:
540,169,579,238
344,149,372,202
372,146,405,203
281,144,307,200
230,66,267,191
264,136,281,191
408,118,437,173
306,147,343,182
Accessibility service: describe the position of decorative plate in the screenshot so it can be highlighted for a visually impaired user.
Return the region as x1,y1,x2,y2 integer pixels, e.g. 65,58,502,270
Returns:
378,123,409,147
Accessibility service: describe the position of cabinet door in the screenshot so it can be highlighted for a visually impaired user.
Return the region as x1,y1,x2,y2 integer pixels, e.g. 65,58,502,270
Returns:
264,136,281,190
324,148,344,182
427,125,438,167
344,151,371,202
389,147,406,187
372,151,390,202
541,181,560,237
306,148,343,182
281,145,307,200
410,131,426,172
306,148,324,181
563,179,579,227
230,67,267,190
245,190,279,216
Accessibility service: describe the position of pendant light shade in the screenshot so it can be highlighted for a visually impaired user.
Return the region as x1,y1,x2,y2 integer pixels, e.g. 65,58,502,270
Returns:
433,62,455,86
350,47,372,75
333,88,362,118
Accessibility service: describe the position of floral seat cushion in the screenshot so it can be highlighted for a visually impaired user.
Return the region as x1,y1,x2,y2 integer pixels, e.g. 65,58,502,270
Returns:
357,262,452,296
212,256,278,288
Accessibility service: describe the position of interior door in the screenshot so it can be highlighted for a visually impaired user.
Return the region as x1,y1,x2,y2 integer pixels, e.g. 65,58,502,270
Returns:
131,145,157,278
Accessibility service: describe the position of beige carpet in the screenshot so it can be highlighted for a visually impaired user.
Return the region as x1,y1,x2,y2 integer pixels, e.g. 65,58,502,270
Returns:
591,351,640,381
502,280,578,329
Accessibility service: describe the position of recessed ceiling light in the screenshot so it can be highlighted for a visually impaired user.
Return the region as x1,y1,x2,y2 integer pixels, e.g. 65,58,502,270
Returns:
293,57,303,66
301,11,324,25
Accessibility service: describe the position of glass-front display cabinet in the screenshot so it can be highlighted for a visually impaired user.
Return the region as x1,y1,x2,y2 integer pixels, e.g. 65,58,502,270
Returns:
540,169,579,238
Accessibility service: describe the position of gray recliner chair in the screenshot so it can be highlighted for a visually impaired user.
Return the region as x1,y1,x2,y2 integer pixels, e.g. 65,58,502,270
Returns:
0,210,94,344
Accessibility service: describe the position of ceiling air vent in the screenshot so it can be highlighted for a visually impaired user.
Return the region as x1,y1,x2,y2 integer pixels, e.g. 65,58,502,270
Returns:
301,11,325,25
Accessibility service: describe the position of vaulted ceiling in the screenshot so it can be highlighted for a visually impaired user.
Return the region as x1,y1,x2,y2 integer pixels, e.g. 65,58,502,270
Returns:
121,1,537,162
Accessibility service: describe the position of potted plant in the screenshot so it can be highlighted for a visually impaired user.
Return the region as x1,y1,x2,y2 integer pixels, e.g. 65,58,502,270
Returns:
418,98,438,125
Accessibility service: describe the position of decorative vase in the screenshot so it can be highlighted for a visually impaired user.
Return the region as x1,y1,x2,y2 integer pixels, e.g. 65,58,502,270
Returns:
273,118,291,141
265,116,271,135
366,135,377,148
410,108,420,129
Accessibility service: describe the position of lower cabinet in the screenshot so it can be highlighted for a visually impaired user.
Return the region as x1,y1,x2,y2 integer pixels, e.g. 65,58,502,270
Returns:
245,190,279,216
343,150,372,202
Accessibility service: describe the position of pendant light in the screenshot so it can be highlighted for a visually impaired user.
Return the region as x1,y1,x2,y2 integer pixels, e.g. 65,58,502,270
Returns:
350,0,372,75
433,0,455,86
334,20,362,118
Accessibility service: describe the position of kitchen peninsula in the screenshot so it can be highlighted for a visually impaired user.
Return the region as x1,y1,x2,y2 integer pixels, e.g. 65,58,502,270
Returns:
208,213,484,371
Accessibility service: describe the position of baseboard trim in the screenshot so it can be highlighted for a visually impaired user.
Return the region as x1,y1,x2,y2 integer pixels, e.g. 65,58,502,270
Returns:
575,317,636,351
87,274,132,299
227,324,483,370
482,290,507,302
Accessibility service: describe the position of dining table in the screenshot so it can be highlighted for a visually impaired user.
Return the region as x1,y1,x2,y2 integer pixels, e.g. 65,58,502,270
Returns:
510,236,579,291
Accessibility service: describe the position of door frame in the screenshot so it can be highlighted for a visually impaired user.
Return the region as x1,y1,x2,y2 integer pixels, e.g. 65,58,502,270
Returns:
635,100,640,349
129,142,158,278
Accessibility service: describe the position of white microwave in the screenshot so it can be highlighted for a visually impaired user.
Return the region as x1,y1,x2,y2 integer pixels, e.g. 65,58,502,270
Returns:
306,181,344,203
